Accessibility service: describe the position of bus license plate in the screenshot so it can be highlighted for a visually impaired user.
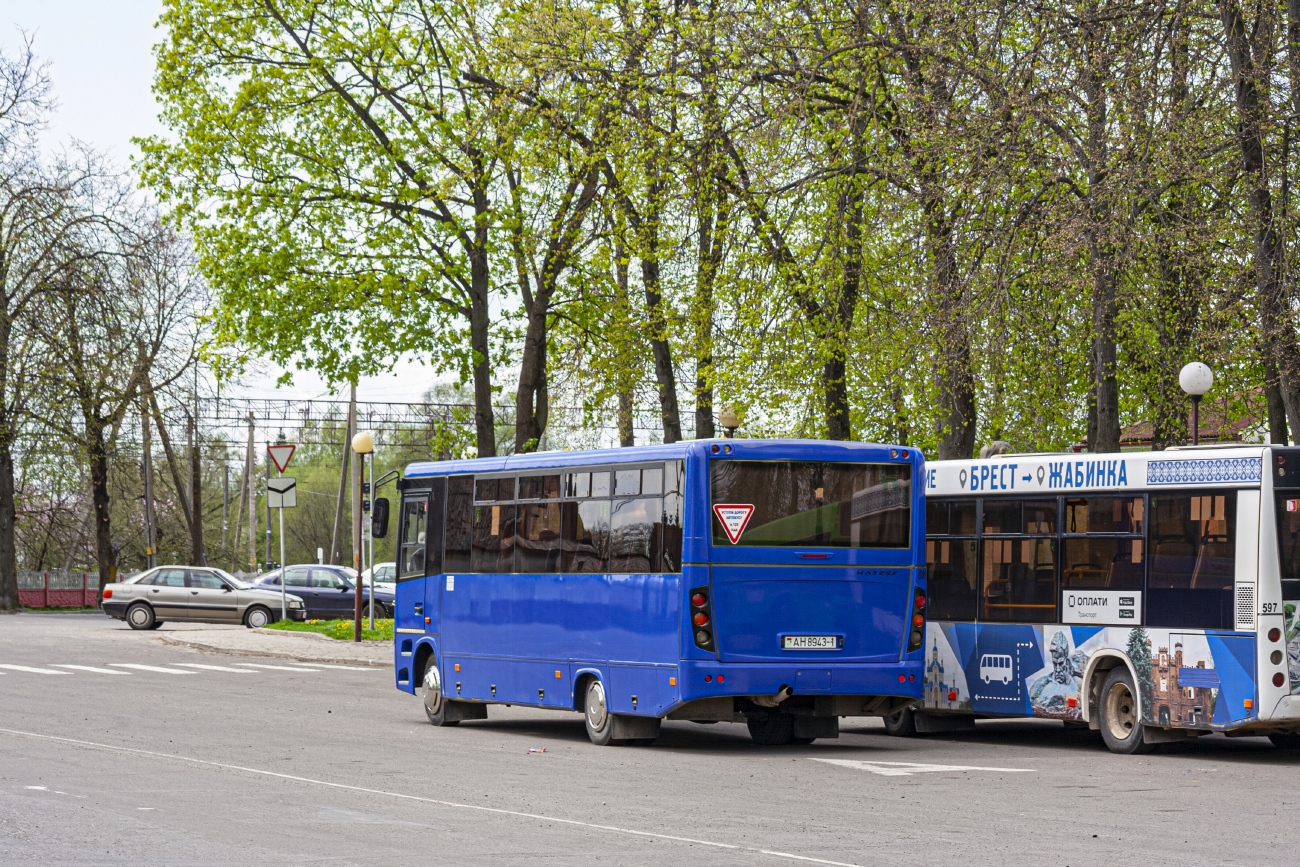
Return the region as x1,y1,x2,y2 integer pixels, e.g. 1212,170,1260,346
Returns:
783,635,840,650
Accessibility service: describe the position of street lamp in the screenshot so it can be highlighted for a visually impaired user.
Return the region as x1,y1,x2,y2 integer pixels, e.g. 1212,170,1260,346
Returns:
350,431,375,641
719,405,741,438
1179,362,1214,446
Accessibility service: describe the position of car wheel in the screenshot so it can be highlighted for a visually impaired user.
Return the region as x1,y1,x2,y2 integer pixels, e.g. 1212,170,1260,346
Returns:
126,603,155,631
746,711,795,746
1099,667,1154,755
882,707,919,737
423,655,459,726
584,679,615,745
244,606,272,629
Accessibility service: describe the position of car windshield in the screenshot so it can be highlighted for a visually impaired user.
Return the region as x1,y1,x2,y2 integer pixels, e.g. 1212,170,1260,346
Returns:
214,569,248,588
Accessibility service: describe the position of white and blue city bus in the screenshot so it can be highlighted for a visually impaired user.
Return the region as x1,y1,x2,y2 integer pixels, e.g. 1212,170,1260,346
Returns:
391,439,928,746
897,445,1300,754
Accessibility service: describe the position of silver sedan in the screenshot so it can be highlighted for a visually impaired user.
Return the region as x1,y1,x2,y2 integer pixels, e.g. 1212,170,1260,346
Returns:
101,566,308,630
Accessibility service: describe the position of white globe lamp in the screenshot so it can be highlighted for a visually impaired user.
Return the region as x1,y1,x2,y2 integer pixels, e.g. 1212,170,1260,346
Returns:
1178,362,1213,445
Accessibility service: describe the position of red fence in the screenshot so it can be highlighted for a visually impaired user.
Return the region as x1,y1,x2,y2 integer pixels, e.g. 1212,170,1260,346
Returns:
17,572,99,608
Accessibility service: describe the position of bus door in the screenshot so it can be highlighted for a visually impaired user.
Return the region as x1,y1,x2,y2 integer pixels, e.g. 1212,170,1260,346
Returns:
395,486,434,634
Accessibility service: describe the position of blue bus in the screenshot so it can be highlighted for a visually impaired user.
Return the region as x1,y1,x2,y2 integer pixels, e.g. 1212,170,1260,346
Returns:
392,439,927,746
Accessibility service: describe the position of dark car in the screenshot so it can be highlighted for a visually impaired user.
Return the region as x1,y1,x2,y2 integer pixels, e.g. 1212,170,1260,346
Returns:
250,565,395,620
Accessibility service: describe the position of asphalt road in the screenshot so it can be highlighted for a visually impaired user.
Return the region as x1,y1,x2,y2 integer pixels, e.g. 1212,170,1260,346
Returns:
2,613,1297,866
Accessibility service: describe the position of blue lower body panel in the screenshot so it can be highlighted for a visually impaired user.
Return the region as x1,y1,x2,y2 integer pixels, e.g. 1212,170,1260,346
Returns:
675,660,919,709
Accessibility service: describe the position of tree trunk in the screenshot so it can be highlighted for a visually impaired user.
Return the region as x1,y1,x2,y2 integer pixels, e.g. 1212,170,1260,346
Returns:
515,290,549,453
639,170,681,443
1083,3,1121,454
614,236,636,448
0,440,16,610
88,427,116,590
928,200,976,459
1222,0,1300,438
468,240,497,458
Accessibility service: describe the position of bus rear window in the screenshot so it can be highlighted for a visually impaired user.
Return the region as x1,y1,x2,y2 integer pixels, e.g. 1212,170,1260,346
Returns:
710,460,911,548
1277,494,1300,599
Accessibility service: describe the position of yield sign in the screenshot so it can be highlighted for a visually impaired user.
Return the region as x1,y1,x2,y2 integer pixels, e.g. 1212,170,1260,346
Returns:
267,443,296,473
713,503,755,544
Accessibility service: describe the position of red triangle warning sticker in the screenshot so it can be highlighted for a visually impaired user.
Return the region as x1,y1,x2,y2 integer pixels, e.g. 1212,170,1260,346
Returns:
713,504,755,544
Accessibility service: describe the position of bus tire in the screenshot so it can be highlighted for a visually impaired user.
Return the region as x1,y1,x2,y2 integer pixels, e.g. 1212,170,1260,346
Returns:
882,707,919,737
746,711,795,746
1270,733,1300,750
422,655,459,727
584,679,616,746
126,603,156,631
1099,667,1153,755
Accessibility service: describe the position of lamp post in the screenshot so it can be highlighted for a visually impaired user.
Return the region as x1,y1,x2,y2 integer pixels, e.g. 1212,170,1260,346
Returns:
1179,362,1214,446
350,430,374,641
719,406,741,438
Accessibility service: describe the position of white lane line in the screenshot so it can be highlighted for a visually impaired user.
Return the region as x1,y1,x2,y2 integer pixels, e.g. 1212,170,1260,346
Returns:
107,664,195,675
0,727,864,867
171,664,257,673
232,663,323,672
0,664,70,675
811,758,1035,777
52,665,131,675
282,663,375,671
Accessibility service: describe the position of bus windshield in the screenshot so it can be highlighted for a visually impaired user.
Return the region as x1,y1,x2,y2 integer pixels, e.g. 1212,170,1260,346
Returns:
710,460,910,547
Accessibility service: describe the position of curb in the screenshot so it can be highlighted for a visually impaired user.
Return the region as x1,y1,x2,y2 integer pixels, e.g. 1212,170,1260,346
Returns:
155,633,389,668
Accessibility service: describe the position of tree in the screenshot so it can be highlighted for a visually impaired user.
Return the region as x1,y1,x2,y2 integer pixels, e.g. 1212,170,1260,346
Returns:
32,208,203,588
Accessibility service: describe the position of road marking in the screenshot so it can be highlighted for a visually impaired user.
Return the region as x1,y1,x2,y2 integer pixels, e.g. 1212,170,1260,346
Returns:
232,663,323,672
52,665,131,675
0,727,865,867
281,663,375,671
107,664,195,675
171,663,257,673
811,758,1035,777
0,664,70,675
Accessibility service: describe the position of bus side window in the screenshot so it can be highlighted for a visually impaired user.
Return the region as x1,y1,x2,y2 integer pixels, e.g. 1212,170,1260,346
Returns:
661,490,684,573
516,502,562,574
610,497,661,573
979,499,1059,624
1147,491,1236,630
925,500,977,621
444,476,473,573
473,502,516,573
561,500,610,573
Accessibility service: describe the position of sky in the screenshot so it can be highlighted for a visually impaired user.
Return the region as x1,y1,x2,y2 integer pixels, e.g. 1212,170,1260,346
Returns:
0,1,437,405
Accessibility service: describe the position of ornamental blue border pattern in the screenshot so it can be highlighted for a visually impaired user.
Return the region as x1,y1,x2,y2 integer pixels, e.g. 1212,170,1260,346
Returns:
1145,457,1262,486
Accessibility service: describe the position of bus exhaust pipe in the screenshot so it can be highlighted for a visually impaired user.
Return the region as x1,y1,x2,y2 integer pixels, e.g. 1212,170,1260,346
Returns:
751,685,793,708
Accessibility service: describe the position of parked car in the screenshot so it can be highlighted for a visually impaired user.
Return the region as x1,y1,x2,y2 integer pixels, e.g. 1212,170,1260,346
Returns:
360,561,397,594
101,566,308,630
250,564,395,620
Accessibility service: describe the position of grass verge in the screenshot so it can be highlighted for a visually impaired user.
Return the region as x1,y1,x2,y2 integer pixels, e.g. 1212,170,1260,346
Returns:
263,617,393,641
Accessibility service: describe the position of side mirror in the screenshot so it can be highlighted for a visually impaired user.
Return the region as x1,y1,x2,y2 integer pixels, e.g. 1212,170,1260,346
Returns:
372,497,390,539
222,585,232,592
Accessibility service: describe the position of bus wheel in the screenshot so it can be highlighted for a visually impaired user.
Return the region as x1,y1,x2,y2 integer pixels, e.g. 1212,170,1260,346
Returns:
882,707,919,737
1270,733,1300,750
584,679,615,746
747,711,795,746
1099,667,1152,755
422,656,458,727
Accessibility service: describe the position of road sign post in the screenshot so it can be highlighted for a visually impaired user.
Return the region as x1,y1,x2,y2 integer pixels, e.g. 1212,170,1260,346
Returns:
266,444,297,621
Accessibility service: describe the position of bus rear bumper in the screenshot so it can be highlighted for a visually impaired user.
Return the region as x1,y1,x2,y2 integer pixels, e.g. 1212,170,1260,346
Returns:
673,659,921,712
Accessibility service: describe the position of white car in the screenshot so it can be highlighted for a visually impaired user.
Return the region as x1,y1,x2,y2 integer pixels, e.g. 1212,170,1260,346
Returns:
360,561,397,594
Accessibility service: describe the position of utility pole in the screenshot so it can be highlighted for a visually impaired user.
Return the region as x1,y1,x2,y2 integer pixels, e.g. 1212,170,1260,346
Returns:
141,396,157,569
221,464,229,549
246,412,256,572
188,413,205,565
329,387,355,565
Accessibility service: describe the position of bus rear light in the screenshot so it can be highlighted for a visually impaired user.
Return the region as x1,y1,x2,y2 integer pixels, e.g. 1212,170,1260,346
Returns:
102,589,112,599
705,674,712,682
1275,673,1287,688
898,674,906,683
690,585,715,652
907,588,926,652
1272,650,1284,665
1270,628,1282,642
